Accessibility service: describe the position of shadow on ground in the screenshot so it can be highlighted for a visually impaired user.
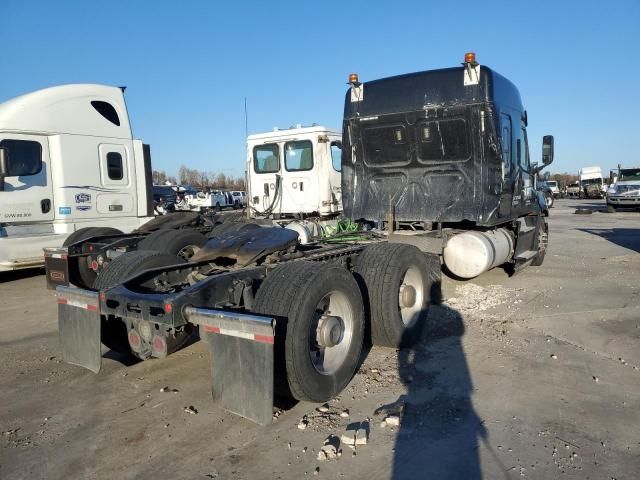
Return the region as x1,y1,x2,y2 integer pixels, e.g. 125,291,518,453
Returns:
567,202,606,212
0,267,44,283
382,283,511,480
578,228,640,253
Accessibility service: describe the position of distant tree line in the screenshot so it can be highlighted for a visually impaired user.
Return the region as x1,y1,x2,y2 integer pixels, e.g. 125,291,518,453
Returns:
152,165,246,190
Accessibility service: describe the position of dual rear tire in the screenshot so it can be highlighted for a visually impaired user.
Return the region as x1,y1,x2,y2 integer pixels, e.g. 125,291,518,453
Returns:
63,227,123,289
251,244,440,403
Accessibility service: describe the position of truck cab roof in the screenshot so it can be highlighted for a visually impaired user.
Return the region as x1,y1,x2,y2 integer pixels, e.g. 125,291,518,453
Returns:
247,125,340,142
0,84,132,139
343,66,524,118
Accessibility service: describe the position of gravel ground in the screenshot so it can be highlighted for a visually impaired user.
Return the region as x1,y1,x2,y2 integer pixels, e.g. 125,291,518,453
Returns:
1,198,639,480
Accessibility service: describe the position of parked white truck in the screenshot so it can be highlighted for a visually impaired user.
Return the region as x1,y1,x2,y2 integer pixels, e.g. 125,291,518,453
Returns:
246,125,342,218
579,166,605,198
606,166,640,212
0,84,155,271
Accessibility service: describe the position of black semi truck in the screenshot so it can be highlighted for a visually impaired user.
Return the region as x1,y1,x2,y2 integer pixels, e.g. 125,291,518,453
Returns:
56,54,553,424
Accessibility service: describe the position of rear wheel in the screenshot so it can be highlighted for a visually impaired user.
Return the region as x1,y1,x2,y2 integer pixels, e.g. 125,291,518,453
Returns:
531,218,548,266
252,261,365,402
93,251,186,355
63,227,123,288
354,244,440,348
137,229,206,260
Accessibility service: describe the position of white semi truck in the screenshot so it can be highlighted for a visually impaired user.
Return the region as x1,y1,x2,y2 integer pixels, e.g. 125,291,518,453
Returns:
0,84,155,271
579,166,605,198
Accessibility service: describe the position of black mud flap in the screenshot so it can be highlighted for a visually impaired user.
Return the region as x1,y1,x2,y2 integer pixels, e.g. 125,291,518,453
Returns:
185,307,275,426
44,247,71,290
57,286,102,373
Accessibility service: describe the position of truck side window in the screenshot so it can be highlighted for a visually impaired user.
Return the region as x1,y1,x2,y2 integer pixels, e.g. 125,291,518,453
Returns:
91,101,121,126
499,114,511,179
331,142,342,172
522,127,530,171
285,140,314,172
253,144,280,173
0,139,42,176
106,152,123,180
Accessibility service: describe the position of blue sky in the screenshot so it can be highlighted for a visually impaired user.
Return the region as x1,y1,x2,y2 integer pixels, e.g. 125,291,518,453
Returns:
1,0,638,178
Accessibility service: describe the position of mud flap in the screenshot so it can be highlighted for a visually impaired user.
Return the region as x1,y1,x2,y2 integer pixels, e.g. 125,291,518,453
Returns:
184,307,275,426
56,286,102,373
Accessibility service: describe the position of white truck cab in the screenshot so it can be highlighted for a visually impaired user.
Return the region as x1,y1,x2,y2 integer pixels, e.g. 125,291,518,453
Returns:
579,166,605,197
246,125,342,218
0,84,154,271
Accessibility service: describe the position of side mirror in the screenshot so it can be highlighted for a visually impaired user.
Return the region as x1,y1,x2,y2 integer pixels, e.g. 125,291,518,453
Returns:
542,135,554,165
0,148,7,192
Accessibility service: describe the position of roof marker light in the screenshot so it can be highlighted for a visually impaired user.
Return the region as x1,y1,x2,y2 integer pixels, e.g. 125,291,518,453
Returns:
464,52,477,64
348,73,359,85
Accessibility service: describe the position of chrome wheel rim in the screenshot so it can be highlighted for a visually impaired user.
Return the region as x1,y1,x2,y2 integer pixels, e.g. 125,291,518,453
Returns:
309,291,354,375
398,266,425,327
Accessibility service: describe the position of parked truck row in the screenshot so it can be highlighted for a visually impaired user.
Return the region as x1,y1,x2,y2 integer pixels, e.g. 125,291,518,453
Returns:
3,54,555,424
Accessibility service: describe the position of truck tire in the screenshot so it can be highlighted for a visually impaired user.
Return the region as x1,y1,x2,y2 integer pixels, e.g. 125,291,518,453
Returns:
545,193,554,209
93,251,185,355
93,250,184,290
531,218,548,266
354,244,440,348
138,229,206,260
63,227,123,289
252,261,365,402
607,204,617,213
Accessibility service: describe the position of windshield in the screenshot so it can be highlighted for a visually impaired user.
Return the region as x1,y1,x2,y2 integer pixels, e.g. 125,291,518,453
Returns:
619,168,640,182
253,144,280,173
581,178,602,186
153,186,175,196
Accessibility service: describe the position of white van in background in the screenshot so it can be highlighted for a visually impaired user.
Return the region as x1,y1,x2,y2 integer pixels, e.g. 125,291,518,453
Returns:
0,84,155,271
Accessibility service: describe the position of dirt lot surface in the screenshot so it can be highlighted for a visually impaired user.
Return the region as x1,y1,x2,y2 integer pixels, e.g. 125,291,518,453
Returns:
1,199,639,480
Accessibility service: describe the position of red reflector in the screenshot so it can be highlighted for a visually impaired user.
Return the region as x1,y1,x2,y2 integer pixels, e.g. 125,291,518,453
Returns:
88,245,94,252
99,291,106,302
203,325,220,334
91,260,99,271
164,303,173,314
128,331,140,347
87,304,99,312
153,336,166,352
57,297,68,305
254,334,275,345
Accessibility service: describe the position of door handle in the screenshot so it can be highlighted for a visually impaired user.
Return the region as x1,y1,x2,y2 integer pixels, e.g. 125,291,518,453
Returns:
41,199,51,214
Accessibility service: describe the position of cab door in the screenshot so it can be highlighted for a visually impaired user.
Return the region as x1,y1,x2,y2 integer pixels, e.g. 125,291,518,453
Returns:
0,134,54,223
281,139,317,212
249,143,281,212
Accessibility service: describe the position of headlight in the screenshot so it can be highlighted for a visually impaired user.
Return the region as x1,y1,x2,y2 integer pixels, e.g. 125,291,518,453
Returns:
608,186,617,194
